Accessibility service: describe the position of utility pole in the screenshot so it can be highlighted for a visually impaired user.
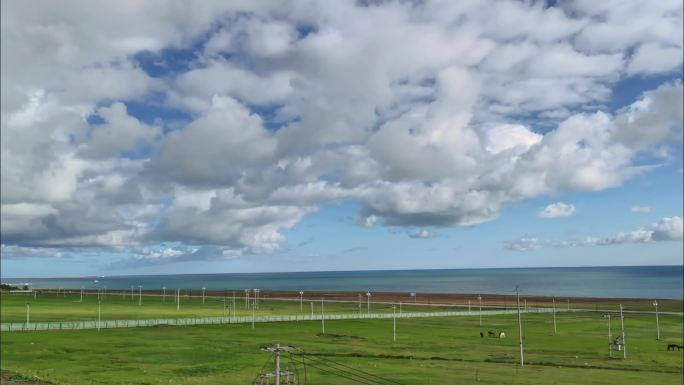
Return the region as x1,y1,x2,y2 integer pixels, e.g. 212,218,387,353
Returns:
605,314,612,358
252,298,256,329
478,295,482,327
468,300,471,313
202,287,206,305
399,301,402,314
321,297,325,334
653,300,660,340
245,289,250,309
619,304,627,359
80,287,84,303
552,297,557,335
26,303,30,329
310,301,314,317
358,293,362,314
162,286,166,303
393,304,396,342
254,289,260,309
138,285,142,306
259,345,296,385
98,299,101,332
232,291,236,322
177,288,180,312
131,286,134,301
367,291,371,314
515,286,524,366
299,291,304,313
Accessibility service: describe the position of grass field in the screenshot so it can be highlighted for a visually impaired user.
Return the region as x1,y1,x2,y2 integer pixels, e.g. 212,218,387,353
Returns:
3,292,680,324
1,293,683,384
0,293,438,323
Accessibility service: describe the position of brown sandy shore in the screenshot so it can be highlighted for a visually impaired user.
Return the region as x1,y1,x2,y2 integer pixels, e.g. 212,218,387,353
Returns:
41,288,684,313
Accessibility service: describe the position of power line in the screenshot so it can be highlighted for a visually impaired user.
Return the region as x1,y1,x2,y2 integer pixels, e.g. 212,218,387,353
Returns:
301,354,406,385
302,357,380,385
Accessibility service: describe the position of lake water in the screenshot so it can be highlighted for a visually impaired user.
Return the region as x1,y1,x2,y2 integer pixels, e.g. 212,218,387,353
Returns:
4,265,682,299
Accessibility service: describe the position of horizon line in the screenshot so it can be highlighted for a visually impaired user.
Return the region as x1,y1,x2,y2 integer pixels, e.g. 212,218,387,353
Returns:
2,263,682,280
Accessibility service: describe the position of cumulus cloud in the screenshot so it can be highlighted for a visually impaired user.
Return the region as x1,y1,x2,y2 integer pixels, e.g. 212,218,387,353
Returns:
631,205,651,214
1,1,683,264
613,81,684,149
408,230,437,239
507,216,683,251
538,203,576,219
0,244,65,259
504,235,543,252
108,245,244,268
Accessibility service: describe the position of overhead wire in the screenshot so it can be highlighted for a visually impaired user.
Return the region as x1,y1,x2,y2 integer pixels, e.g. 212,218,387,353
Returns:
304,354,406,385
300,354,407,385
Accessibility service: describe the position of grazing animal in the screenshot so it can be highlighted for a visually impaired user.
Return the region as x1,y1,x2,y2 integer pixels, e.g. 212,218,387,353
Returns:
667,344,684,351
488,331,496,337
480,332,484,338
499,331,506,339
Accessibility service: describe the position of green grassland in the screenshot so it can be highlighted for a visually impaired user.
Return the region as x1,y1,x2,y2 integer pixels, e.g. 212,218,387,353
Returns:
3,293,680,324
1,294,682,384
1,293,434,323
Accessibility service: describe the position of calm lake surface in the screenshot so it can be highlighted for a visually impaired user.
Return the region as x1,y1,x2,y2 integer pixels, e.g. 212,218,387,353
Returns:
4,265,682,299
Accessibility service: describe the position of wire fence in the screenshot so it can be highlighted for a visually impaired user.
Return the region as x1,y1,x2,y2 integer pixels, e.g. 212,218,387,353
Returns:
1,307,562,332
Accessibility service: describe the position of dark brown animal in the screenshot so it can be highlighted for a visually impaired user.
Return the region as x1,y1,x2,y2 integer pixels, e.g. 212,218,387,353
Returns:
487,331,496,337
667,344,684,351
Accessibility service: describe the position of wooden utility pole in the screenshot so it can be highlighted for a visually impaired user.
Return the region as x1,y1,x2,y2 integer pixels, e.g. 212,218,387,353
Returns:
515,286,524,366
619,304,627,359
606,314,612,358
478,295,482,327
552,297,557,335
653,300,660,340
393,304,397,342
321,297,325,334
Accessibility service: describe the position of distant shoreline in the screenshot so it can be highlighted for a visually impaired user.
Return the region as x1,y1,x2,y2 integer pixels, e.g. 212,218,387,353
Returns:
3,264,682,280
4,265,682,300
16,288,683,309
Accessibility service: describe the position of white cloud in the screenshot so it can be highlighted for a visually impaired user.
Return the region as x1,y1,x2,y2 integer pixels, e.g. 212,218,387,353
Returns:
1,1,683,263
79,103,160,159
147,96,277,186
0,244,65,259
361,215,378,228
538,203,576,219
507,216,683,251
627,42,683,75
650,216,684,241
613,81,683,149
631,205,651,214
408,229,436,239
505,235,543,252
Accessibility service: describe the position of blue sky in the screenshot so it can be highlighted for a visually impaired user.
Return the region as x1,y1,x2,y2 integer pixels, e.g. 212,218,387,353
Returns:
1,1,682,278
